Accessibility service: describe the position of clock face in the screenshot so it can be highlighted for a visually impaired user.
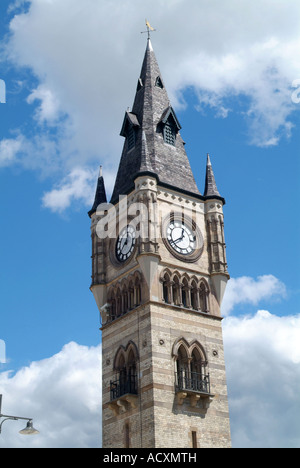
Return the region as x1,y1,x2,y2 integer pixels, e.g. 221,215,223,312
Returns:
166,221,196,256
116,225,136,262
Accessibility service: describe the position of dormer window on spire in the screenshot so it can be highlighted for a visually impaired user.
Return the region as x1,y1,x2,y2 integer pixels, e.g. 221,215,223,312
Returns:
164,120,176,146
127,126,136,151
159,106,182,147
137,78,143,92
120,111,140,152
155,76,164,89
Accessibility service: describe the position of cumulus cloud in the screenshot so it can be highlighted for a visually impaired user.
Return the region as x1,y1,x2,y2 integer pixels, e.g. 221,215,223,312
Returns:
223,311,300,448
222,274,287,316
42,167,97,213
1,0,299,210
0,342,101,448
27,84,62,124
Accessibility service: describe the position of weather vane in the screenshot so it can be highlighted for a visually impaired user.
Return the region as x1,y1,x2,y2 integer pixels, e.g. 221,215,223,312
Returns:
141,19,157,40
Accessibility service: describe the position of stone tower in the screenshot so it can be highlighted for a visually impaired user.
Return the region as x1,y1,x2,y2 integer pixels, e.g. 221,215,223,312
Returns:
89,38,231,449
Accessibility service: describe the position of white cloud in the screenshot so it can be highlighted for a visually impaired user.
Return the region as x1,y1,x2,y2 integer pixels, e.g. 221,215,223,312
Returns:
222,274,287,316
42,167,97,213
0,342,101,448
223,311,300,448
27,84,62,124
0,136,23,167
1,0,299,211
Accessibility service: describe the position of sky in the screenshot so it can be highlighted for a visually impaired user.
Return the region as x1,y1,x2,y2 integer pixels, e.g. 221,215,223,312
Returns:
0,0,299,449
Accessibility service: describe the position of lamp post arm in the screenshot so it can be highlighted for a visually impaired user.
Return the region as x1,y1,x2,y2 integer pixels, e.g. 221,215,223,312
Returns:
1,413,32,421
0,396,38,435
0,415,33,434
0,417,17,434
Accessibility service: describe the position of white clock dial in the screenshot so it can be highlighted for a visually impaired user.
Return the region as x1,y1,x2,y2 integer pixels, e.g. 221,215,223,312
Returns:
167,221,196,255
116,225,136,262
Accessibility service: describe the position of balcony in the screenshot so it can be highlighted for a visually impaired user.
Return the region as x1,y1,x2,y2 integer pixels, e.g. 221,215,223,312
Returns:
110,374,138,401
108,375,138,415
175,371,213,406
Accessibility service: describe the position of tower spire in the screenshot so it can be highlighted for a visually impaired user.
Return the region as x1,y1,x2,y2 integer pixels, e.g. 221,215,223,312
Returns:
110,38,200,203
88,166,107,217
204,153,221,198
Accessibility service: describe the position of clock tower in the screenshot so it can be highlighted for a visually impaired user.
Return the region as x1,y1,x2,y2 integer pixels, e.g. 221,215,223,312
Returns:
89,38,231,449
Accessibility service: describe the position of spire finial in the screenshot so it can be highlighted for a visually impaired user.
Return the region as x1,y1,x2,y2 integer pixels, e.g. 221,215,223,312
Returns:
99,165,103,178
204,153,221,198
141,19,156,40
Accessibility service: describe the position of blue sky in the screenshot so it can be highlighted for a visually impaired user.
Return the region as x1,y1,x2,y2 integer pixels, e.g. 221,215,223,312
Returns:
0,0,300,448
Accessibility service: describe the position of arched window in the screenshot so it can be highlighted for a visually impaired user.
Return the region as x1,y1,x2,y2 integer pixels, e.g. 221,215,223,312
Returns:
134,277,142,307
111,342,139,401
119,354,127,392
191,280,198,310
172,275,181,306
116,288,122,317
182,278,189,308
128,281,134,310
173,338,210,395
160,271,211,315
162,272,171,304
122,285,128,314
109,290,116,321
127,349,137,395
199,282,207,312
176,344,189,389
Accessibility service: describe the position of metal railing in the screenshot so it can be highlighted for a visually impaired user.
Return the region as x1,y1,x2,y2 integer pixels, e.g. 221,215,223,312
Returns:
175,371,211,394
110,374,138,401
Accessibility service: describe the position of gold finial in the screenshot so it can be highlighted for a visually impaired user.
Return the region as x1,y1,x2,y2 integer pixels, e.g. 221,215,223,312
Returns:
141,19,156,40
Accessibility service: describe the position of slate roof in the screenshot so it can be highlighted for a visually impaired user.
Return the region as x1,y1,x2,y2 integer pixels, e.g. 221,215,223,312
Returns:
110,39,201,203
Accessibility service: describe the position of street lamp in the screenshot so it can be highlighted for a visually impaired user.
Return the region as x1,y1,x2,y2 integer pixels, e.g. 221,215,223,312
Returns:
0,395,39,435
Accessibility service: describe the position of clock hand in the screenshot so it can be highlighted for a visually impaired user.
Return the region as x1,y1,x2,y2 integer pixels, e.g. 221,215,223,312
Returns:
171,228,185,244
170,236,183,245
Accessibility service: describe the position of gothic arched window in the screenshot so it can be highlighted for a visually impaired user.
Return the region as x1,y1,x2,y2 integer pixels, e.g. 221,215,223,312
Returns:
111,342,139,401
173,338,210,395
182,277,189,308
127,349,138,395
191,280,198,310
116,288,122,317
122,285,128,314
128,281,134,310
176,344,189,389
172,275,181,306
134,277,142,307
109,290,117,322
199,282,207,312
162,272,171,304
